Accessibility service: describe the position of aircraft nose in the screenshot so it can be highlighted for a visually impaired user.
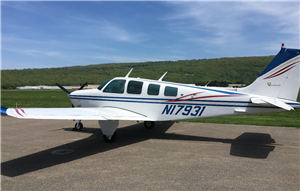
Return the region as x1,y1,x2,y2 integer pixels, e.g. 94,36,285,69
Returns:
69,90,79,96
69,89,99,96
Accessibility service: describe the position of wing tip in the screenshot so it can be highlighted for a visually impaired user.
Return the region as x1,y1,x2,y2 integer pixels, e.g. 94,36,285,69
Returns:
1,106,8,115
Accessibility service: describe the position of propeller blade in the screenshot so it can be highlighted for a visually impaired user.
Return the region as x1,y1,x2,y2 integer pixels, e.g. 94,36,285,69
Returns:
56,83,71,94
78,82,88,90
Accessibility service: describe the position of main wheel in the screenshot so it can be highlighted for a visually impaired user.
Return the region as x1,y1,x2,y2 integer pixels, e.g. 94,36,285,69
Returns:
144,121,155,129
103,132,117,143
73,122,83,131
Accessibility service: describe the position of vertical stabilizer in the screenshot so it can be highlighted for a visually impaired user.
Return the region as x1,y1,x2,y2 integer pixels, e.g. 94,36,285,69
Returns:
239,44,300,101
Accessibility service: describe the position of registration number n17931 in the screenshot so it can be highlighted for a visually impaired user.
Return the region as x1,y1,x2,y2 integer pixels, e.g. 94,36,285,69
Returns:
162,105,206,116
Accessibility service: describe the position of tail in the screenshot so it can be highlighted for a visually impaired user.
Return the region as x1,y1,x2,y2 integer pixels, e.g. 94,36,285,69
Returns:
239,44,300,101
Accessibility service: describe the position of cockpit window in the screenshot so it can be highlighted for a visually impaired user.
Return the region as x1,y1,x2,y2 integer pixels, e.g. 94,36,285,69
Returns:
103,79,126,94
127,80,143,94
97,78,113,90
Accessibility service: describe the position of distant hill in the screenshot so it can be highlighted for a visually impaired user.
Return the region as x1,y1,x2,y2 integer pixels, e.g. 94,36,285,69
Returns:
1,55,275,87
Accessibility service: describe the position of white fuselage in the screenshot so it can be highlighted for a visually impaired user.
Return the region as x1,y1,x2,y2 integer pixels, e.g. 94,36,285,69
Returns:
69,77,300,122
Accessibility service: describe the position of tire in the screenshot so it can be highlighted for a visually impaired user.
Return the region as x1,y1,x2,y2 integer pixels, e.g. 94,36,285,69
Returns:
103,132,117,143
73,122,83,131
144,121,155,129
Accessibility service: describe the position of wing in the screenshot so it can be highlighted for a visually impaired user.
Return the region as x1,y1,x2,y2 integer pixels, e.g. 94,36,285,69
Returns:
1,106,153,121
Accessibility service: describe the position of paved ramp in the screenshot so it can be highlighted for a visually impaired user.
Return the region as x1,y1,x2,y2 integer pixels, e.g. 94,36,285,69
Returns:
1,116,299,190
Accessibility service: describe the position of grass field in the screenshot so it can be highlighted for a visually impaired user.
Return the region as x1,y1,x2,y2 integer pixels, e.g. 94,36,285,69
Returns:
1,90,73,108
1,89,299,128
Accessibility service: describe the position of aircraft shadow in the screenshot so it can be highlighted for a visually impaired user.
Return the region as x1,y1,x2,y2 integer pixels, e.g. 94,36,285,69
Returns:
1,122,276,177
156,132,276,159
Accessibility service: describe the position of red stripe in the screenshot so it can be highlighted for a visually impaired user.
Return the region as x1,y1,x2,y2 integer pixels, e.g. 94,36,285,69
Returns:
167,92,204,102
263,61,299,79
264,66,295,79
15,109,24,117
264,64,294,79
263,63,296,79
20,109,26,114
167,94,243,102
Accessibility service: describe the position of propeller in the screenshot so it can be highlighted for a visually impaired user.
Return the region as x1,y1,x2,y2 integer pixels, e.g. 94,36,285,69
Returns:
56,82,88,94
56,82,88,108
55,83,71,94
78,82,88,90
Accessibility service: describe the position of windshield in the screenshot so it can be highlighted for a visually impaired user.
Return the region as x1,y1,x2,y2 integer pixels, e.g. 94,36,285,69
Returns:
97,78,113,90
103,79,126,94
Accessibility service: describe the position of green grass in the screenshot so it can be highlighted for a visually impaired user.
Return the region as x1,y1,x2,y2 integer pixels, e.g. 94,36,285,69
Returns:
183,111,300,128
1,90,299,128
1,90,73,108
183,94,300,128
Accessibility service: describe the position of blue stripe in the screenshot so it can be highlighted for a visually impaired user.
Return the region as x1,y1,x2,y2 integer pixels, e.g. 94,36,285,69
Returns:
70,97,282,109
70,95,300,105
70,95,300,109
70,95,250,103
70,95,169,101
1,106,8,115
70,95,251,104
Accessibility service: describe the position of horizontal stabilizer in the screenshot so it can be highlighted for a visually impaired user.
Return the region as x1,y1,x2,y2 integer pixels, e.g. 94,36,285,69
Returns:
251,97,294,111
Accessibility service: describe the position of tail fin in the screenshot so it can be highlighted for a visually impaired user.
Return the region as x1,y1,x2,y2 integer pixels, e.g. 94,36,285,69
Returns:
239,44,300,101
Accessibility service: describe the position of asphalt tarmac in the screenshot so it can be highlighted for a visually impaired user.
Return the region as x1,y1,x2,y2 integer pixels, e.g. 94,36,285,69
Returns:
1,116,299,191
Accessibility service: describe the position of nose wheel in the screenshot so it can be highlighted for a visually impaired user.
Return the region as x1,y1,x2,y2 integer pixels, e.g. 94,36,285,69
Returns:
144,121,155,129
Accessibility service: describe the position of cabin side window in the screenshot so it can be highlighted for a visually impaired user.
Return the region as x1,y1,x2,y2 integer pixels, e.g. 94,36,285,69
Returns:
164,86,178,97
103,79,126,94
127,80,143,94
147,84,160,95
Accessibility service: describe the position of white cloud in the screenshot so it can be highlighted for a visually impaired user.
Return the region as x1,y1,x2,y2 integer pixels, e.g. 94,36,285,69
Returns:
163,2,299,49
89,54,185,64
237,2,299,36
68,16,148,43
4,48,65,59
2,36,116,56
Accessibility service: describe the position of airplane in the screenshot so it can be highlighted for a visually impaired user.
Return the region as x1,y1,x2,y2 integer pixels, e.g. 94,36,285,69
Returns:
1,43,300,143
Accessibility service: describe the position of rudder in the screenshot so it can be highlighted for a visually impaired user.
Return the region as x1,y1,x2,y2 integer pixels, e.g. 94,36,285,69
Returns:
239,44,300,101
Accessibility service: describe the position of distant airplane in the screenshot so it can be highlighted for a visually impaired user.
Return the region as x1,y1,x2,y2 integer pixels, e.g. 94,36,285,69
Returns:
2,44,300,142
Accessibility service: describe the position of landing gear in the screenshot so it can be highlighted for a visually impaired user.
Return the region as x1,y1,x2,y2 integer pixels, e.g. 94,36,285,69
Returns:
103,132,117,143
144,121,155,129
73,120,83,131
98,120,119,143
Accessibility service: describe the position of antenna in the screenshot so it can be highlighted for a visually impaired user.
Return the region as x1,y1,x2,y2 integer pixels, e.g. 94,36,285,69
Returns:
158,72,168,81
125,68,133,78
204,80,211,87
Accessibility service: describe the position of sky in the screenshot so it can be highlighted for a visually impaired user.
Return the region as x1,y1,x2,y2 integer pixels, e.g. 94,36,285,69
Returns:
1,1,300,70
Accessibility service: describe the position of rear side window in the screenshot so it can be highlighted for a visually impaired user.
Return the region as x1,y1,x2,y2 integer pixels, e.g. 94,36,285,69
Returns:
164,86,178,97
147,84,160,95
127,80,143,94
103,79,126,94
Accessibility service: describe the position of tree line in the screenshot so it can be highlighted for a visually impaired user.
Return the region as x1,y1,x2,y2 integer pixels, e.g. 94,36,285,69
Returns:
1,55,275,88
1,84,17,89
